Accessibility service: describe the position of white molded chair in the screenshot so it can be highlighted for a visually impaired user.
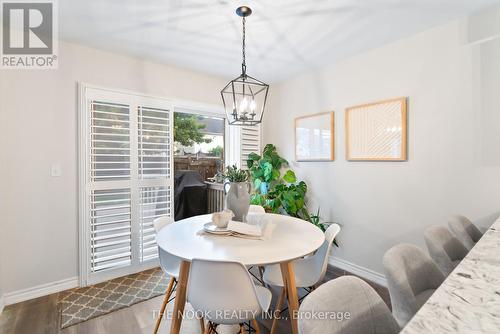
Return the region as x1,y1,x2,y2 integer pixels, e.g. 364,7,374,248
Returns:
263,223,340,331
248,205,266,214
263,223,341,288
153,216,173,233
187,259,272,333
153,216,181,334
246,205,267,283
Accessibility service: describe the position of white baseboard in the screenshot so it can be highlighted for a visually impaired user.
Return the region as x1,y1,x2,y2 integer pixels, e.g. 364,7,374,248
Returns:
3,277,78,306
329,256,387,287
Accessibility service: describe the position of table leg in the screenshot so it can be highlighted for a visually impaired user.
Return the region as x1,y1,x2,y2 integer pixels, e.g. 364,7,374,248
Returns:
170,260,190,334
280,261,299,334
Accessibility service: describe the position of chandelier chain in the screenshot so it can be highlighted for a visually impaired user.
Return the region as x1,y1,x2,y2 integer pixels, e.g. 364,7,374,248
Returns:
242,16,246,75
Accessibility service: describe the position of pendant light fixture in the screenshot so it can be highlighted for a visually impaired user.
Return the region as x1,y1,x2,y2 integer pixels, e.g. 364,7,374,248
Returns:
221,6,269,126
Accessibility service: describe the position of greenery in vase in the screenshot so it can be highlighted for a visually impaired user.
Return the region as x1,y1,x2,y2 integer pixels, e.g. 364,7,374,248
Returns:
224,165,249,183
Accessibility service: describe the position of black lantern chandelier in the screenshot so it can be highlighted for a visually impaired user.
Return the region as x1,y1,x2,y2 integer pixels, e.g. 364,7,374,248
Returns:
221,6,269,126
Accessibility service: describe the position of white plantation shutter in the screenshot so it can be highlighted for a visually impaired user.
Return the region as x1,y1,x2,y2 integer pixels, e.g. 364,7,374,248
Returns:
89,101,133,273
138,106,171,179
137,105,173,261
80,86,173,285
240,125,261,169
90,188,132,272
90,102,131,181
139,186,172,261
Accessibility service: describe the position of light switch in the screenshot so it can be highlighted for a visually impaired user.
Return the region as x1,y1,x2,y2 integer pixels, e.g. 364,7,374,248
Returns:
51,163,62,177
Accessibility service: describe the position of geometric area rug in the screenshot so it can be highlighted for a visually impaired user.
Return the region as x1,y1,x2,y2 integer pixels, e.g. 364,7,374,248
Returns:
58,267,168,328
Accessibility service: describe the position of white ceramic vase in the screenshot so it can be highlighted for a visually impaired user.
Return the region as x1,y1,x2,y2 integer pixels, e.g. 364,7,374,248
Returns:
224,182,251,222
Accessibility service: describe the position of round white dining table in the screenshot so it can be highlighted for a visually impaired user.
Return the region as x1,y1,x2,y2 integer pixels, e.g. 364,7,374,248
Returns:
156,213,325,334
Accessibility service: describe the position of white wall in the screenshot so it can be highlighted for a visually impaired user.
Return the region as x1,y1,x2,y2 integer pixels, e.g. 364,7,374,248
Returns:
0,42,228,296
480,37,500,166
0,236,3,314
263,20,500,277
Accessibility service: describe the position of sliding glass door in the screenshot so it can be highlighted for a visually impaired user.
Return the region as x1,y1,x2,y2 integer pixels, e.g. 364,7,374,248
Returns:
79,85,173,285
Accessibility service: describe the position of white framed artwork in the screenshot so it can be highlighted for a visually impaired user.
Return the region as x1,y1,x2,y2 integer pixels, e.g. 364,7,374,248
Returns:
294,112,334,161
345,97,407,161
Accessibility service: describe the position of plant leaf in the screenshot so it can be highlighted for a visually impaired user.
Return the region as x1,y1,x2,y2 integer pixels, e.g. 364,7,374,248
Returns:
271,169,280,181
283,170,297,183
296,197,304,209
248,152,261,161
254,178,262,190
263,162,273,181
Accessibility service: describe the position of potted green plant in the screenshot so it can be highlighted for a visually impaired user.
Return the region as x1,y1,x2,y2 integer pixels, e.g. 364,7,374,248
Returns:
223,165,250,221
247,144,341,245
247,144,288,195
247,145,309,220
264,170,310,220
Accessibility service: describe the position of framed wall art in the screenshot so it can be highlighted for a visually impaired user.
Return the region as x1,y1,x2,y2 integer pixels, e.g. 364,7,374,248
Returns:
295,112,334,161
345,97,407,161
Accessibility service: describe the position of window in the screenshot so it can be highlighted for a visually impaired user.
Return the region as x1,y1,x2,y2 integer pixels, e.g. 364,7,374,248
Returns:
173,110,225,181
79,85,173,285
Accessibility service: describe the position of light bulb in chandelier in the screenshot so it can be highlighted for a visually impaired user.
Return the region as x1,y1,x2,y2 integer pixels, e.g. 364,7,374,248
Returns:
240,97,248,112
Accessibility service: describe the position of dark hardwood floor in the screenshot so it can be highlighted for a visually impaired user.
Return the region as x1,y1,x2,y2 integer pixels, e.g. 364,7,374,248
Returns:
0,265,390,334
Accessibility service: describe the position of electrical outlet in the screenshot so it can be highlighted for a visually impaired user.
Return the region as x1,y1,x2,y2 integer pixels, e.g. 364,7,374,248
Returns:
50,163,62,177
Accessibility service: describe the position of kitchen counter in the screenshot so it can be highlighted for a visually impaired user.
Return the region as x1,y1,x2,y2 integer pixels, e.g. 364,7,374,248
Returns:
401,217,500,333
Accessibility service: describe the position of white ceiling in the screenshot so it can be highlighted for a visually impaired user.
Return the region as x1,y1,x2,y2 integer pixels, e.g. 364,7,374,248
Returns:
60,0,500,82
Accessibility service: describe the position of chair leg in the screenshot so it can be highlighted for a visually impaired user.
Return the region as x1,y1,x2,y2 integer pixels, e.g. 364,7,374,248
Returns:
270,287,287,334
258,266,265,286
251,319,261,334
199,317,206,333
153,276,176,334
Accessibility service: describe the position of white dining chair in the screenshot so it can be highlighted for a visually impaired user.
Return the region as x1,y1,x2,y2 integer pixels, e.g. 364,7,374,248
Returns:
263,223,340,288
263,223,340,330
153,216,181,334
153,216,173,233
187,259,272,333
246,205,266,284
248,205,266,213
